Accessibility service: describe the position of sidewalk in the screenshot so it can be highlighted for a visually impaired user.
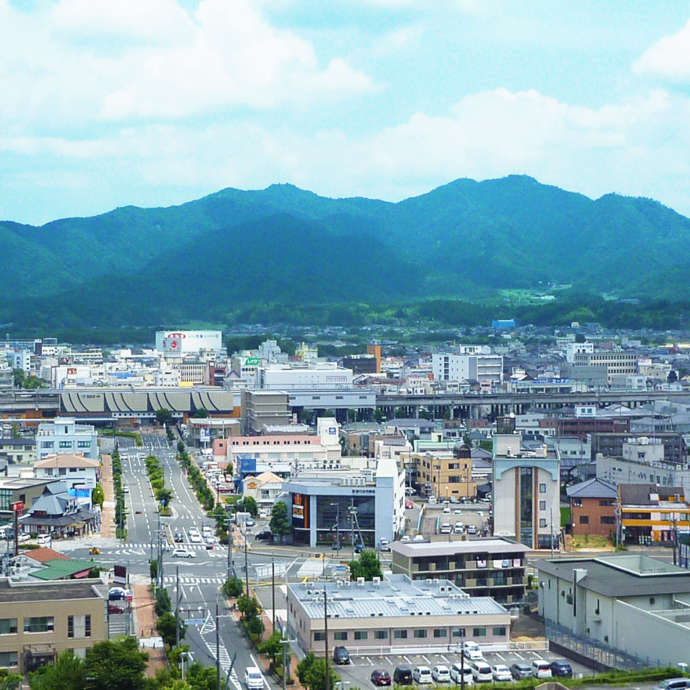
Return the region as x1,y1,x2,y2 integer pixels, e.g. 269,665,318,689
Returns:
134,583,167,677
101,453,115,539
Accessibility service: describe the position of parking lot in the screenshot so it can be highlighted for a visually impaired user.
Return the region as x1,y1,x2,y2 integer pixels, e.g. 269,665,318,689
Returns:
336,648,595,687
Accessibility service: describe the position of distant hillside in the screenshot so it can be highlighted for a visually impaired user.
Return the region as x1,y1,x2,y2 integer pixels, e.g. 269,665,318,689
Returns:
1,175,689,327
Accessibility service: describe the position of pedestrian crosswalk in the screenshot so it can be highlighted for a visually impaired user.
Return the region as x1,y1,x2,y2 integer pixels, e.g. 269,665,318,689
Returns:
161,575,225,585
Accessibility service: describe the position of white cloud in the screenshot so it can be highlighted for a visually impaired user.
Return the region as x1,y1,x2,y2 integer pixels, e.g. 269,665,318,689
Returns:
0,0,375,127
633,19,690,83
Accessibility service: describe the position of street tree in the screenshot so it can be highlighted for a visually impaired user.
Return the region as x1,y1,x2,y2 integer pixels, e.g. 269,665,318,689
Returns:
28,650,85,689
269,501,290,538
82,637,149,689
91,484,105,508
155,408,174,426
349,549,383,581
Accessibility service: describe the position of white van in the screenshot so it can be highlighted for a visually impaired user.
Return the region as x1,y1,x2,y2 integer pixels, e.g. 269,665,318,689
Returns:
469,660,492,683
450,662,473,685
37,534,52,545
531,659,552,679
440,522,451,534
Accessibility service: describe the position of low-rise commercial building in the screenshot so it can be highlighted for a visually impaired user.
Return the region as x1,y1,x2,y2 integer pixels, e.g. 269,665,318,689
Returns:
284,456,404,547
0,438,36,465
288,574,510,655
413,446,476,500
0,577,106,673
537,554,690,667
36,418,98,460
391,538,529,604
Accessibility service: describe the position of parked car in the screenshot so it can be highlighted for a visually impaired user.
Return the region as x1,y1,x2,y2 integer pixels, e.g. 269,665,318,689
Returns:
244,667,264,690
462,641,484,661
172,548,194,558
245,518,256,527
440,523,451,534
531,659,552,679
37,533,52,545
467,525,478,535
510,663,532,680
469,660,492,683
413,534,425,542
654,679,690,690
550,660,573,677
412,667,432,684
405,500,415,509
400,535,410,543
189,533,202,544
405,487,416,495
393,667,413,685
492,665,512,682
443,505,451,513
204,536,215,550
454,523,464,533
174,531,184,542
354,542,364,553
370,670,391,686
450,663,473,686
333,646,350,665
108,587,131,600
432,665,450,683
108,602,125,614
379,538,391,551
256,530,273,541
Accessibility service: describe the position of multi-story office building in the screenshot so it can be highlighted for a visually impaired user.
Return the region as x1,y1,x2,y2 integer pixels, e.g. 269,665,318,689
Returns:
572,349,637,383
288,574,510,655
258,363,353,390
284,456,405,546
492,434,560,549
414,446,475,500
35,418,98,460
391,538,529,604
0,578,106,673
241,390,291,434
432,353,503,385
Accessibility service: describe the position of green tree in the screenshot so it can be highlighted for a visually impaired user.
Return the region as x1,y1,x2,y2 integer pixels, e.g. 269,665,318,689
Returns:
303,657,338,690
246,615,264,637
157,612,186,648
192,408,209,418
349,549,382,581
297,653,317,685
269,501,290,539
237,594,260,621
82,637,148,690
222,576,243,598
92,484,105,508
236,496,258,517
28,650,85,689
155,588,172,616
155,408,174,426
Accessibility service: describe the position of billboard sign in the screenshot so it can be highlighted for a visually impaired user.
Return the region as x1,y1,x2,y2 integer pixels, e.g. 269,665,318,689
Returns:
113,564,127,585
292,493,309,529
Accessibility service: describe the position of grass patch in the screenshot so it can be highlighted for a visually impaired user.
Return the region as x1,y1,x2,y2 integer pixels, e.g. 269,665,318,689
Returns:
560,506,571,527
568,533,615,550
101,429,143,446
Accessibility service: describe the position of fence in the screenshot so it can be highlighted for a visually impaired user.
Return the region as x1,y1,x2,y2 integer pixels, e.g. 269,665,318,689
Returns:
545,621,654,671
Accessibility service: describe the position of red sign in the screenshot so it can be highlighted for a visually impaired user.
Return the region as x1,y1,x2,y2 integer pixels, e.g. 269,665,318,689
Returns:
10,501,24,513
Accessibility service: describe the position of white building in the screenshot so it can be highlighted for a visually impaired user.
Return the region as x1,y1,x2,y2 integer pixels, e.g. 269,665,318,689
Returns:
241,471,285,508
34,453,100,491
432,353,503,385
35,418,98,460
155,330,222,355
492,434,560,549
258,363,353,390
565,341,594,363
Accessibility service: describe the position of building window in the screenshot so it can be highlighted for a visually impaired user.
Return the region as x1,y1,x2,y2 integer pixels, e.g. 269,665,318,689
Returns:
354,631,368,641
393,630,408,639
313,632,325,641
0,651,18,668
333,632,347,641
374,631,387,640
59,441,72,448
601,516,615,524
492,627,506,637
413,630,427,639
539,501,546,511
41,442,53,449
24,616,54,633
539,483,547,493
452,627,466,638
579,516,589,524
572,498,582,507
0,619,17,635
472,628,486,637
68,615,91,639
433,629,447,638
539,518,547,528
77,441,91,448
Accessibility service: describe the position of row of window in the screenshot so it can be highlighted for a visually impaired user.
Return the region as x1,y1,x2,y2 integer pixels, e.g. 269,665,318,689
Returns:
312,626,506,642
40,440,91,449
579,516,616,524
0,615,90,637
231,440,312,446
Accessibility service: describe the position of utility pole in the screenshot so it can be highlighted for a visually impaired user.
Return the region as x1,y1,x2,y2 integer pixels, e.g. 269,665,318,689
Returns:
323,588,330,690
216,602,221,690
460,640,465,690
271,558,276,631
175,566,181,647
244,527,249,597
673,512,678,565
227,515,233,582
550,507,554,558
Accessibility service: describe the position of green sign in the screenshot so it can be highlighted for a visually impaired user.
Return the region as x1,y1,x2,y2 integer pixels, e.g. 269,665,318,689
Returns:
244,357,260,366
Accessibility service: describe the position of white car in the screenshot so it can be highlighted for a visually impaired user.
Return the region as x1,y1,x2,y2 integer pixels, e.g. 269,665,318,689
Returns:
440,523,451,534
492,665,512,682
189,533,203,544
470,661,493,683
202,526,213,536
413,534,425,542
443,505,451,513
244,666,264,689
432,665,450,683
462,641,483,661
172,548,195,558
531,659,552,679
450,663,473,686
400,535,411,543
412,666,432,684
379,538,391,551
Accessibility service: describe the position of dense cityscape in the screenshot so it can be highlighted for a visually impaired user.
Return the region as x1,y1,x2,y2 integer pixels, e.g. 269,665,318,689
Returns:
1,326,690,688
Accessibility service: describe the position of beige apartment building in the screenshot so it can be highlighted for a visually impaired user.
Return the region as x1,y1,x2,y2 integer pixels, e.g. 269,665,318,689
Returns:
0,578,106,673
287,574,510,655
414,448,476,500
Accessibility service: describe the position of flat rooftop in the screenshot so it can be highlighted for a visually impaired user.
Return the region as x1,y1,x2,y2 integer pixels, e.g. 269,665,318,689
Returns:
391,538,529,558
536,554,690,597
289,574,506,620
0,577,104,603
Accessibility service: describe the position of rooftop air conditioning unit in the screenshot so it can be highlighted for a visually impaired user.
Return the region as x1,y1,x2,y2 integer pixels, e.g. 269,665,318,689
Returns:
373,577,381,585
357,577,365,585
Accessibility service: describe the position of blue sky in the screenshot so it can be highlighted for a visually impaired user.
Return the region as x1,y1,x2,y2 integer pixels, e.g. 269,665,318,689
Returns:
2,0,690,223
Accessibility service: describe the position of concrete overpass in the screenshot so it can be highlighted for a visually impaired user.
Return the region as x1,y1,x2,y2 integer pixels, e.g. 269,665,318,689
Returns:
375,390,690,419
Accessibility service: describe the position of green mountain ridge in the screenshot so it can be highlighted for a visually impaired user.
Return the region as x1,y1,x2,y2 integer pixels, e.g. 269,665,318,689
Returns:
1,174,689,327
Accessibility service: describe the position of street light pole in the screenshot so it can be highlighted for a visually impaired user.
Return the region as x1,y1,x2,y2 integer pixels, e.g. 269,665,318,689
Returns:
323,588,330,690
244,526,249,597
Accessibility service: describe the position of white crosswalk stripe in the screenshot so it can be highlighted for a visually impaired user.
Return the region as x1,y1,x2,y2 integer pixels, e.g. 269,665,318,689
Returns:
161,575,225,585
